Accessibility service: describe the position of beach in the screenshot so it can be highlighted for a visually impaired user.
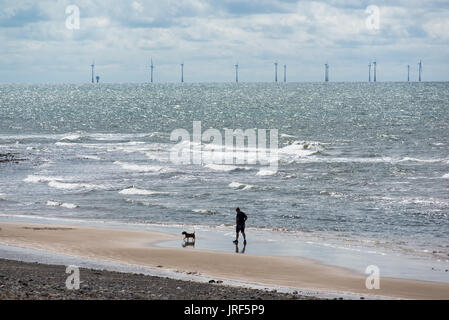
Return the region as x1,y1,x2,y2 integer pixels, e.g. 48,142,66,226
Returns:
0,258,308,300
0,221,448,300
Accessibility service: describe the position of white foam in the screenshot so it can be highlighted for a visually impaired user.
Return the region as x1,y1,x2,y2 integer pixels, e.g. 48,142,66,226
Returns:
79,155,101,160
192,209,217,215
399,157,447,163
280,133,296,138
204,164,249,172
60,134,81,141
114,161,172,173
24,175,68,183
46,201,79,209
442,173,449,179
48,181,99,190
228,182,255,190
55,142,74,146
256,168,277,176
119,187,169,196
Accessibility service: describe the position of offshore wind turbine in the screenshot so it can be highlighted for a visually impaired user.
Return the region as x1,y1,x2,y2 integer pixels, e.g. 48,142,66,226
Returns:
324,63,329,82
407,64,410,82
181,62,184,83
283,64,286,83
373,60,377,82
274,61,278,82
368,63,372,82
91,61,95,83
418,60,422,82
235,63,239,83
150,58,154,83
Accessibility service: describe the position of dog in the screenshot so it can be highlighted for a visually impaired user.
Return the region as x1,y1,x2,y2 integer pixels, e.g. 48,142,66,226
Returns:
182,231,195,242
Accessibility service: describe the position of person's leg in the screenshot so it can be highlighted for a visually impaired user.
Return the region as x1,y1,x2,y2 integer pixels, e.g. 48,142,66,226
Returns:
241,231,246,241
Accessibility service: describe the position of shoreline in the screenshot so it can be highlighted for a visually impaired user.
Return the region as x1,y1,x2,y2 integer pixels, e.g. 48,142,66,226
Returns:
0,221,448,299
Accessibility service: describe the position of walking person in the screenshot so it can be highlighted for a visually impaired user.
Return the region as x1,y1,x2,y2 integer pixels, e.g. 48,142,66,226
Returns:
233,207,247,245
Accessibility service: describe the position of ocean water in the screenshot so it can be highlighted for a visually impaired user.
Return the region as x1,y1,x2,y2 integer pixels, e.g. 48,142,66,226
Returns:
0,83,448,266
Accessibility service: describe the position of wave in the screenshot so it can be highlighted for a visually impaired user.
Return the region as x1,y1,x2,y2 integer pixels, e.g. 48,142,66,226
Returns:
228,182,255,190
46,201,79,209
442,173,449,179
399,157,448,163
48,180,102,191
279,141,323,158
24,175,69,183
204,164,250,172
60,134,81,141
123,198,151,206
114,161,174,173
78,155,101,160
256,168,278,176
119,186,170,196
192,209,217,215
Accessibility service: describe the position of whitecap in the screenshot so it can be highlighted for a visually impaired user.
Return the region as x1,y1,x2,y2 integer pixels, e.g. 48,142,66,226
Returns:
228,182,255,190
78,155,101,160
24,175,68,183
114,161,172,173
442,173,449,179
256,169,278,176
119,187,169,196
48,181,100,190
192,209,217,215
46,201,79,209
280,133,297,138
60,134,81,141
204,164,249,172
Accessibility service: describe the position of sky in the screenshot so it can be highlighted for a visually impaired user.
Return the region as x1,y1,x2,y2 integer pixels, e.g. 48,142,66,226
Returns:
0,0,448,82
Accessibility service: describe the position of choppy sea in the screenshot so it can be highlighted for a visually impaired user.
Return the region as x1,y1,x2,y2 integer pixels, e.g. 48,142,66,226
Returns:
1,83,448,282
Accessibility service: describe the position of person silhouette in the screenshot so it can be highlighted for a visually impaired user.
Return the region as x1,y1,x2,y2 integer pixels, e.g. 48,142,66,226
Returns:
233,207,247,245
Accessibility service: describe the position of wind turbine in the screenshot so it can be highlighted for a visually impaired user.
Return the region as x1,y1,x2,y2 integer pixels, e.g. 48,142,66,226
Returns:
150,58,154,83
274,61,278,82
235,63,239,83
91,61,95,83
181,62,184,83
418,60,422,82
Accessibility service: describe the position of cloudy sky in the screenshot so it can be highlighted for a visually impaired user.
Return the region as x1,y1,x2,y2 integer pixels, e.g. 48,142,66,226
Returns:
1,0,448,82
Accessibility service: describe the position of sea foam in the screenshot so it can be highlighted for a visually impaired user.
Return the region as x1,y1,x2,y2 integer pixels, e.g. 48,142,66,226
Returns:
119,186,169,195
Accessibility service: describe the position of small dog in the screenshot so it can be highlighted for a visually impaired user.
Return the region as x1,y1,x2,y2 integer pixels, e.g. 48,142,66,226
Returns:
182,231,195,242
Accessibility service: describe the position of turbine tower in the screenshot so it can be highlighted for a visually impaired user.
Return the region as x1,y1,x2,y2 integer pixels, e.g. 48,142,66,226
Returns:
418,60,422,82
324,63,329,82
274,62,278,82
283,64,286,83
181,62,184,83
235,63,239,83
368,63,372,82
407,65,410,82
91,61,95,83
150,58,154,83
373,60,377,82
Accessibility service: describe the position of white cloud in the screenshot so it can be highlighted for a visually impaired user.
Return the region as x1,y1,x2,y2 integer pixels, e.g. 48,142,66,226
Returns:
0,0,448,82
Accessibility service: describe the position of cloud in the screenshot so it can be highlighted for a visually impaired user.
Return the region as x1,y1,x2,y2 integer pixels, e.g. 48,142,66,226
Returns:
0,0,448,82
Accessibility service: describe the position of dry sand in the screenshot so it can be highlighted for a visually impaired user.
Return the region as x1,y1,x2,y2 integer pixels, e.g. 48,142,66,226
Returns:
0,221,448,299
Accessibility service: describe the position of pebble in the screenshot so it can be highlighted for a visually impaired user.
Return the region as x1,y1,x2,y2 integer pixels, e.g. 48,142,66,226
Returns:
0,258,319,300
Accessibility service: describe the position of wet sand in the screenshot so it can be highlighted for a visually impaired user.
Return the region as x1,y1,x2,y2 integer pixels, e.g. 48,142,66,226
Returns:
0,221,448,299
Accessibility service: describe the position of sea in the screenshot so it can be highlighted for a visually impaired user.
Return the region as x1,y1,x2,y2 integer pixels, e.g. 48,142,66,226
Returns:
1,83,448,283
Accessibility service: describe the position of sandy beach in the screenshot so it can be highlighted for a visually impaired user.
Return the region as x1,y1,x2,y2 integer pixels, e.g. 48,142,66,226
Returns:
0,221,448,300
